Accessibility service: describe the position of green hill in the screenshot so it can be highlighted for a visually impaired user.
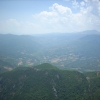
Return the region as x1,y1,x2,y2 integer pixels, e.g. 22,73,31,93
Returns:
0,63,100,100
34,63,58,70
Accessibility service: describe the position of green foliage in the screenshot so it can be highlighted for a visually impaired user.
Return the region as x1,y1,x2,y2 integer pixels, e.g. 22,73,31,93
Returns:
0,63,93,100
0,63,100,100
34,63,58,70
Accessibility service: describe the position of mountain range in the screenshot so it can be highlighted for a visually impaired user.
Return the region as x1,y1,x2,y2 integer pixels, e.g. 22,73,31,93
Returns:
0,30,100,99
0,30,100,72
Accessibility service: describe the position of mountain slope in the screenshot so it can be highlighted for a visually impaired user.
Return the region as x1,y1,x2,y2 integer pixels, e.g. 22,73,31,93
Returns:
0,63,89,100
43,34,100,71
0,30,100,72
0,63,100,100
0,34,41,72
84,71,100,100
0,34,40,57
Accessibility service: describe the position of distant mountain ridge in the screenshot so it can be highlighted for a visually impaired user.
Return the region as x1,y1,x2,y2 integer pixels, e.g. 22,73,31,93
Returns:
0,30,100,72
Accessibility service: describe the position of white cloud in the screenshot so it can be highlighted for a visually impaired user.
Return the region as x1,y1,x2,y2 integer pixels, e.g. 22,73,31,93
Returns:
80,1,85,6
0,19,21,34
0,0,100,34
84,0,89,2
72,0,79,8
34,11,58,23
33,2,100,33
92,0,100,2
49,3,72,15
0,19,43,34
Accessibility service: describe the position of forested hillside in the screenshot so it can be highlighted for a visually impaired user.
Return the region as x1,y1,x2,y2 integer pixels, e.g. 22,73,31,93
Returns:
0,63,100,100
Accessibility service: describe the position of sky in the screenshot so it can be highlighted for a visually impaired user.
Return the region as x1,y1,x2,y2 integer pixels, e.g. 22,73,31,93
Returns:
0,0,100,34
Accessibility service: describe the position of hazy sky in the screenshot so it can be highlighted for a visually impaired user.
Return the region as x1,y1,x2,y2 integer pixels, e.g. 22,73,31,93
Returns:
0,0,100,34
